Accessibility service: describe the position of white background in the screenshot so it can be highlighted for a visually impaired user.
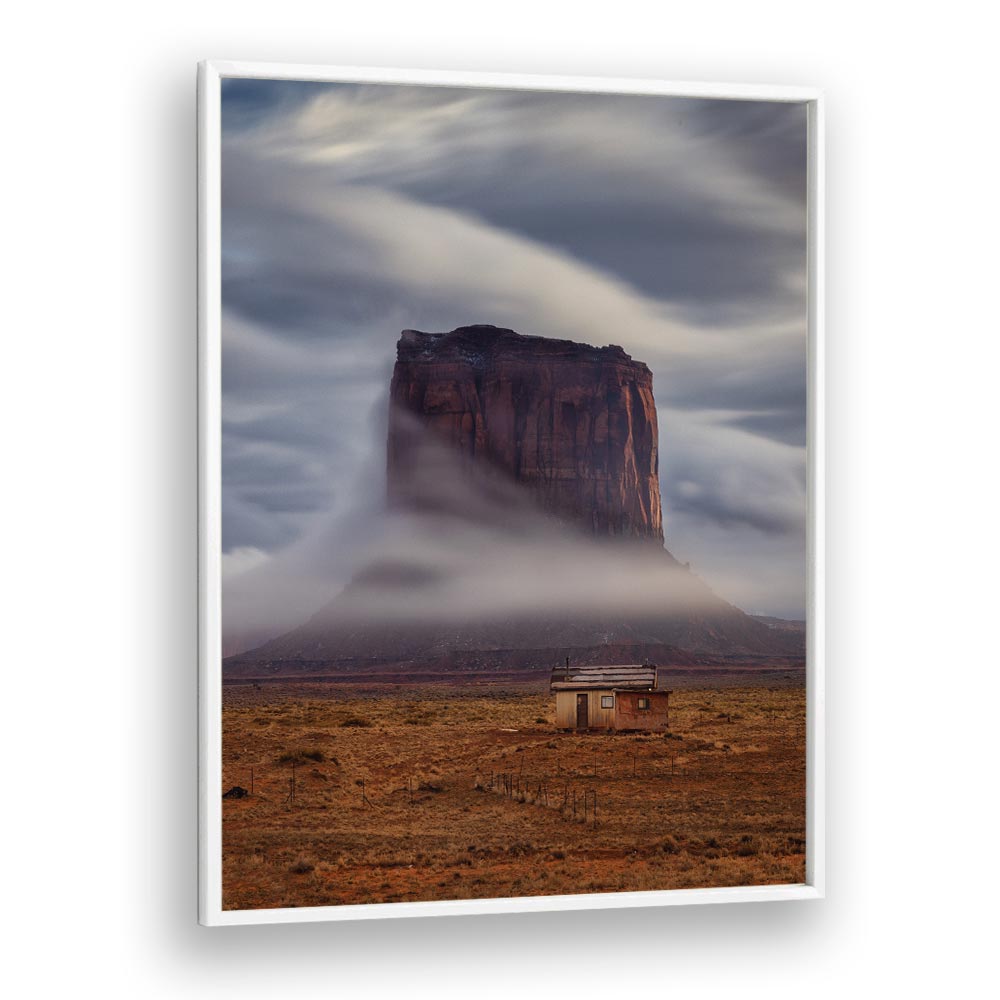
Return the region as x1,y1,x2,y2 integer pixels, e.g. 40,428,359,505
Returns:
5,2,998,997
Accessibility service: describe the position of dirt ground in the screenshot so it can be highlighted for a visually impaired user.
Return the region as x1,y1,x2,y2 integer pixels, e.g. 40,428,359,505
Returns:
221,682,806,911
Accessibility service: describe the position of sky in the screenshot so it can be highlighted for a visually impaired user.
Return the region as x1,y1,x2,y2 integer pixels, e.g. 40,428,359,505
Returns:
220,78,809,648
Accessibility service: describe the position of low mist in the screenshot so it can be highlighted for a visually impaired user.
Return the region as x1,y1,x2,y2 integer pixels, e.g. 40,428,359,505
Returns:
222,416,731,655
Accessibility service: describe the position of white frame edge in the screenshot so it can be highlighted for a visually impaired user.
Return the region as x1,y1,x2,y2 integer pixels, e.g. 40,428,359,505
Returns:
198,59,224,927
197,59,825,926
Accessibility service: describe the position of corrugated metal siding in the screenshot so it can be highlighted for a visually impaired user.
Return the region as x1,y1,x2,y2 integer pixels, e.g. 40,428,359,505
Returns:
555,691,576,728
555,690,617,729
587,690,615,729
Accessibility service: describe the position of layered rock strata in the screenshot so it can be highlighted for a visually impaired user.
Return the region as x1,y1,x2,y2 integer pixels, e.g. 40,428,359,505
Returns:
388,326,663,542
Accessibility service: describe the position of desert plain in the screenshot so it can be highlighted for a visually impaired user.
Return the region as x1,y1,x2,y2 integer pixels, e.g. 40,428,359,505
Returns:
222,676,806,910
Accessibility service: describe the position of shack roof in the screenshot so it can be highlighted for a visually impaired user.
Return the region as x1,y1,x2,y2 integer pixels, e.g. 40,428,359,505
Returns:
549,664,657,691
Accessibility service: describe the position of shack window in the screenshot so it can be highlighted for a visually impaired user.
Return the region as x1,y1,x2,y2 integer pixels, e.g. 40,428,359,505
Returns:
601,695,614,709
637,697,650,710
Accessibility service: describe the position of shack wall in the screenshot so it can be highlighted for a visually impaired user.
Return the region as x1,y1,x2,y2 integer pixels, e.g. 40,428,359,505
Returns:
613,689,670,731
555,691,576,728
555,689,616,729
586,690,616,729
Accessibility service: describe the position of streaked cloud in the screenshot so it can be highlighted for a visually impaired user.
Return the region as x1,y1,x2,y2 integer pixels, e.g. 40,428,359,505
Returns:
220,79,808,639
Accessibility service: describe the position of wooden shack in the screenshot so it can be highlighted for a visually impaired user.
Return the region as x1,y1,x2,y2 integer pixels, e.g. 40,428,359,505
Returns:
550,663,671,732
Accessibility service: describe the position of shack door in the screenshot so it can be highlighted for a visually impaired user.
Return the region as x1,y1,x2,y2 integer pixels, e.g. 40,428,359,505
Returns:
576,693,588,729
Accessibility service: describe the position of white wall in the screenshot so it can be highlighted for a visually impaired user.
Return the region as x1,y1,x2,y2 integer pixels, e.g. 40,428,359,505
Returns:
5,2,997,997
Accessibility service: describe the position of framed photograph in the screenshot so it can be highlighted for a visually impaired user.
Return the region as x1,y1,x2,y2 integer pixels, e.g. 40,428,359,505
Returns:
198,60,824,925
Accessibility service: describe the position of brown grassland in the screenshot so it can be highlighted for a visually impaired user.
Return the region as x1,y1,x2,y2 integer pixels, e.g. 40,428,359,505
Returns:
221,681,806,910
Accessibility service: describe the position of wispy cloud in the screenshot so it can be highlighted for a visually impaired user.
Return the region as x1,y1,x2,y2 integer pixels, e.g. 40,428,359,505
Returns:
219,80,809,640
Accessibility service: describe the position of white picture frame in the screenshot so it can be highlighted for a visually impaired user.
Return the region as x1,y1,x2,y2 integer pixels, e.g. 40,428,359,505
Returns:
198,59,825,926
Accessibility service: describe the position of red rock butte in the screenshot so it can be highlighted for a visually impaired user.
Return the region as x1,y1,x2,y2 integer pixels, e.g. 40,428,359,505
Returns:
223,325,807,674
388,325,664,543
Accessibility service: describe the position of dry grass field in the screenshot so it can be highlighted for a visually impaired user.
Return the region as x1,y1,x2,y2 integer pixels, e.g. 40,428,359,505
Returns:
221,681,806,910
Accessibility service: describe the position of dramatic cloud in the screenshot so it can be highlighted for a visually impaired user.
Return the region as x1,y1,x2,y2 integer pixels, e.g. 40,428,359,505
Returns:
219,78,809,644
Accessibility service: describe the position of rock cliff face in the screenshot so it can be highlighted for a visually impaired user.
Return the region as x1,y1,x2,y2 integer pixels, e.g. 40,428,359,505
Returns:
223,325,806,676
388,326,663,543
